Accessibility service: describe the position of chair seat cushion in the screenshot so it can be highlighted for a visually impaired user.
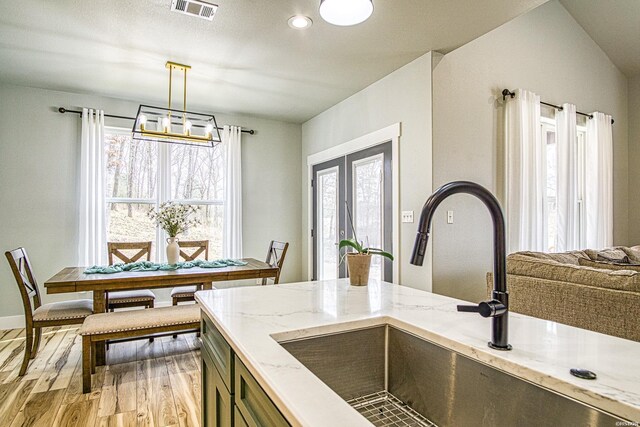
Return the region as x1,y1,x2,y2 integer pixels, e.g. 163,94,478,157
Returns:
171,286,198,298
79,304,200,336
33,299,93,322
108,289,156,304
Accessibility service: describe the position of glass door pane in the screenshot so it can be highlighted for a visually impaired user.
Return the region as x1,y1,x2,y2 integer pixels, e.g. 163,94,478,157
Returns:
312,157,346,280
352,154,384,281
317,167,339,280
346,142,392,282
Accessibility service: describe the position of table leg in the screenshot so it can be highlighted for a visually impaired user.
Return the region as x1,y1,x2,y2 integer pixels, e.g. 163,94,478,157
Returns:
92,290,107,366
202,282,212,291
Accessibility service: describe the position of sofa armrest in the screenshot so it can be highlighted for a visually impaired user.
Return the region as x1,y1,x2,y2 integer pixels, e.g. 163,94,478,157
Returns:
487,272,640,342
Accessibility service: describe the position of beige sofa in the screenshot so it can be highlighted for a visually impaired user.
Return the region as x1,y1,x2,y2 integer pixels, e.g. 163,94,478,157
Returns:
487,247,640,342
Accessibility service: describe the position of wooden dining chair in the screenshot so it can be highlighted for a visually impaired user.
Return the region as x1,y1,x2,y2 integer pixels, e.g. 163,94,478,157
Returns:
170,240,210,305
106,242,156,311
262,240,289,285
5,248,93,376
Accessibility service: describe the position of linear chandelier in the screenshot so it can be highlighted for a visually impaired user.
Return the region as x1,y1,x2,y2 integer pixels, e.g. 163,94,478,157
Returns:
132,61,221,147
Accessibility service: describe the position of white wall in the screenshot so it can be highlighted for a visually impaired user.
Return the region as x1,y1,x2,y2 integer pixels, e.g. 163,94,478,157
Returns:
0,83,302,321
629,75,640,245
301,52,434,291
431,0,629,303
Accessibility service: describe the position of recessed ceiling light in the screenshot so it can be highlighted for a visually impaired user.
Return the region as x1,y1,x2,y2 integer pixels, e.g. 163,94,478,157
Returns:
288,15,313,29
319,0,373,26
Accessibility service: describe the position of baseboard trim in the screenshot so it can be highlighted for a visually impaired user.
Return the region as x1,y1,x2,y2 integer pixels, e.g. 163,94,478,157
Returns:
0,299,175,331
0,315,26,331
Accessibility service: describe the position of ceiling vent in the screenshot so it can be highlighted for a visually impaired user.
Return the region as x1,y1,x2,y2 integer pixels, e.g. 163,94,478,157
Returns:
170,0,218,21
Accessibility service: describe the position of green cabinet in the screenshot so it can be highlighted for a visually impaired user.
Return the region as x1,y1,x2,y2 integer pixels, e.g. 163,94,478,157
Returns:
201,311,234,390
234,407,249,427
234,356,289,427
202,344,233,427
201,312,290,427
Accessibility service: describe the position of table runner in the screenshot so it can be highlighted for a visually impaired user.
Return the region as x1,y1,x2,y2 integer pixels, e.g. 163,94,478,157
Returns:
85,259,248,274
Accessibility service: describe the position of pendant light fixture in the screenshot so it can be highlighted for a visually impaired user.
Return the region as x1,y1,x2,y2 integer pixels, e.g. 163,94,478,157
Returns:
132,61,220,147
319,0,373,26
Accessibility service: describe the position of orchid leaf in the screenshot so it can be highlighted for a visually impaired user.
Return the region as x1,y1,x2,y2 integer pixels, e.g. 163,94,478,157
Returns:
339,239,363,253
363,248,394,261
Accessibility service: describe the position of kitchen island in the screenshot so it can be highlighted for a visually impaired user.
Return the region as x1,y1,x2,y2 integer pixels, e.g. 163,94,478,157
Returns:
195,279,640,426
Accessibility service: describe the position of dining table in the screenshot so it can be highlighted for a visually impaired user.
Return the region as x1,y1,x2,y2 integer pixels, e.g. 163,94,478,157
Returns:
44,257,278,365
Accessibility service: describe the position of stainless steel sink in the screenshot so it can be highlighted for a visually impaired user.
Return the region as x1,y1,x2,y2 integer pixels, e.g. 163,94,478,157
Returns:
279,325,624,427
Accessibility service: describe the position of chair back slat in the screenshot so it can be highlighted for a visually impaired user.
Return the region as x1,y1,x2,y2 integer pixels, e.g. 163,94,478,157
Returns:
178,240,209,261
108,242,152,264
5,248,42,320
263,241,289,285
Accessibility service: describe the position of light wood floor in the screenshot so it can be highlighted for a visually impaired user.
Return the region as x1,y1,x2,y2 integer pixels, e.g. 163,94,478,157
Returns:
0,326,201,427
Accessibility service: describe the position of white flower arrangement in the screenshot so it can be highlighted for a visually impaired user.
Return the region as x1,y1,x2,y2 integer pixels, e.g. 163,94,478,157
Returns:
148,202,200,237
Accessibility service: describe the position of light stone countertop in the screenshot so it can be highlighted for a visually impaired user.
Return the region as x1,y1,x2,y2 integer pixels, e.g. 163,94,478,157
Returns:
195,279,640,426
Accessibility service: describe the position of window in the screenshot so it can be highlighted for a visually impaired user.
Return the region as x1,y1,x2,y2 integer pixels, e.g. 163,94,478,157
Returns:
540,117,586,252
104,127,224,260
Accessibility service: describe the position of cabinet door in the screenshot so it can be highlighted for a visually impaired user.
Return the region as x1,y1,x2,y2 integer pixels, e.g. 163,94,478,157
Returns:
202,345,233,427
235,356,290,427
234,406,249,427
202,312,234,391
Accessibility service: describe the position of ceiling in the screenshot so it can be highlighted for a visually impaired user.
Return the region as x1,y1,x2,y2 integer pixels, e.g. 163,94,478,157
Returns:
560,0,640,78
0,0,546,123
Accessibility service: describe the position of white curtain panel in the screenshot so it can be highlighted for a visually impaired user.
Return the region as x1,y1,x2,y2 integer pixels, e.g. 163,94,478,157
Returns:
222,125,243,259
585,112,613,249
78,108,107,266
555,103,579,251
505,89,546,252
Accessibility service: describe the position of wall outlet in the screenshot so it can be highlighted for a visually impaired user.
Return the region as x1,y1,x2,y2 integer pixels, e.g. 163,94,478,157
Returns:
447,210,454,224
402,210,414,223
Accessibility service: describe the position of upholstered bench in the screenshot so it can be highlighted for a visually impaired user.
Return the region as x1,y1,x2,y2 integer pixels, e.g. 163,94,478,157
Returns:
79,304,201,393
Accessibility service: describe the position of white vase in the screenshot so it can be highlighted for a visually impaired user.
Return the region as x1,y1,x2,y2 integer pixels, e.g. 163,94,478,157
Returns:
166,237,180,265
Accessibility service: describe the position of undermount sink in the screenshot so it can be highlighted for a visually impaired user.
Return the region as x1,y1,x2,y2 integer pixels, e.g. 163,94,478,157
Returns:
278,325,623,427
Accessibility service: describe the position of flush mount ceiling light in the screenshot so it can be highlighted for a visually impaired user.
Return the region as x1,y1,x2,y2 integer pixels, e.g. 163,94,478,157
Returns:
319,0,373,26
288,15,313,29
132,62,220,147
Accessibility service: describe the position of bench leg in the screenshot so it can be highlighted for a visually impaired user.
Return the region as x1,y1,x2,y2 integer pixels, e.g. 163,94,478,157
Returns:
91,341,96,375
82,336,91,394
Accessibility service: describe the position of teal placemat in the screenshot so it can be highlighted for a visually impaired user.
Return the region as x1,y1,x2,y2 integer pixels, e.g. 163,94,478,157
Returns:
84,259,248,274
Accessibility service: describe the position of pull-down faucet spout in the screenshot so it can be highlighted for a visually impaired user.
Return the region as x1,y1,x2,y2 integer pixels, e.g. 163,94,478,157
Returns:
410,181,512,350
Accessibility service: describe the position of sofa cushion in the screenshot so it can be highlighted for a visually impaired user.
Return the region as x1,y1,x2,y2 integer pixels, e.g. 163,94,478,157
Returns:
584,247,629,262
579,257,640,272
512,250,588,266
622,246,640,262
507,253,640,292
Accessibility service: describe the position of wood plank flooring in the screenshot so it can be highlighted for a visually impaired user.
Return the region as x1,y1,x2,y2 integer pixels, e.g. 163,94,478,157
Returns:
0,327,201,427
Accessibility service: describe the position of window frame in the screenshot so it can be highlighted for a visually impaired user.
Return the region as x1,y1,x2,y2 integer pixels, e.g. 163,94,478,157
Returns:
576,125,587,248
541,118,556,252
104,125,224,261
538,118,588,252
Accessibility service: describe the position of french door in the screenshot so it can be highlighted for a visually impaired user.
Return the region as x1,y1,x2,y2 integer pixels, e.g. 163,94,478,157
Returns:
312,142,392,282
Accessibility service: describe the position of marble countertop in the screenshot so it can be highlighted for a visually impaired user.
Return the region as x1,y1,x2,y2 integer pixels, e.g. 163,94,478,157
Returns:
195,279,640,426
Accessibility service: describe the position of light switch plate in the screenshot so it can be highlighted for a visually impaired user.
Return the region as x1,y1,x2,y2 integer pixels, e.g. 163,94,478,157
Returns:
447,210,454,224
402,211,414,223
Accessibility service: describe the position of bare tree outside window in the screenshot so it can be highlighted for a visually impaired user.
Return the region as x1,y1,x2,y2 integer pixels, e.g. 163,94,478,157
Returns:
104,128,224,261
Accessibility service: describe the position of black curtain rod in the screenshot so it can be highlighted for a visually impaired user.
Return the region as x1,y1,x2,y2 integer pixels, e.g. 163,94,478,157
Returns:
501,89,614,124
57,107,256,135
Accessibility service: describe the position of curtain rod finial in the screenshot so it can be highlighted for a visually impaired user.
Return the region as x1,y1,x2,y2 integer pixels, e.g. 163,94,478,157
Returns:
501,89,515,101
58,107,66,114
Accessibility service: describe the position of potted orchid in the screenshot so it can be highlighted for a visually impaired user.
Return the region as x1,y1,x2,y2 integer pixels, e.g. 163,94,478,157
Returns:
148,202,200,264
339,203,393,286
